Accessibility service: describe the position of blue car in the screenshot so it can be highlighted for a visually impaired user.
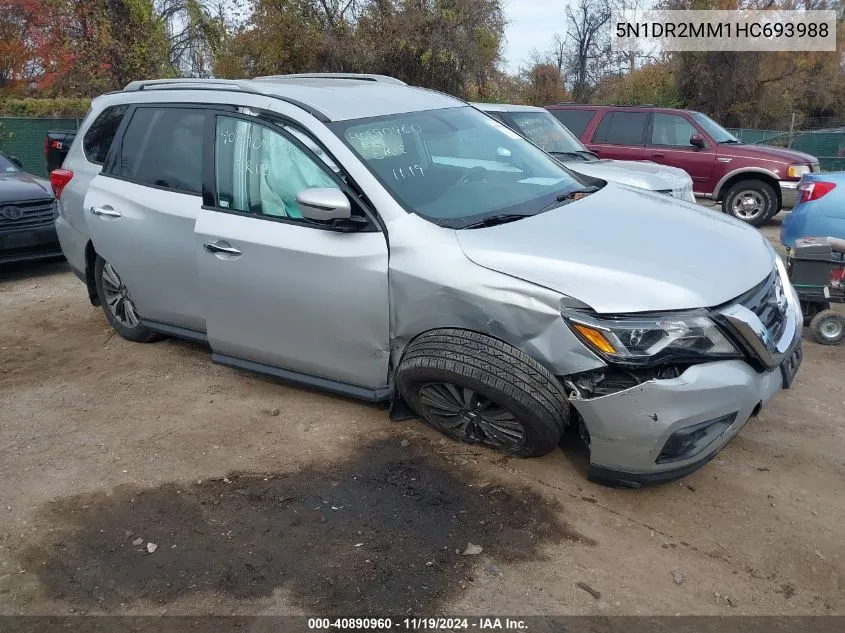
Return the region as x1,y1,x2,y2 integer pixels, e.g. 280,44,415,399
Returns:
781,172,845,247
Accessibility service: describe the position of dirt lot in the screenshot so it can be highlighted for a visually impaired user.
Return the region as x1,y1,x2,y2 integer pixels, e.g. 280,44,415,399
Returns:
0,215,843,617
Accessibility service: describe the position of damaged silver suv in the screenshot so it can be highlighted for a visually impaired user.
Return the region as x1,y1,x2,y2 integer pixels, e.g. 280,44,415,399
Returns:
54,74,803,486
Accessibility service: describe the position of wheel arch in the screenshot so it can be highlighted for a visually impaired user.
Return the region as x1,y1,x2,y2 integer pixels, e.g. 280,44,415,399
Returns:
713,169,782,208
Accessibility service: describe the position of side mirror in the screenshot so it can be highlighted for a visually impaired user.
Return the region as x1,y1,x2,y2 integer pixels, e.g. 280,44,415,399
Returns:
8,156,23,169
690,134,706,149
296,188,351,222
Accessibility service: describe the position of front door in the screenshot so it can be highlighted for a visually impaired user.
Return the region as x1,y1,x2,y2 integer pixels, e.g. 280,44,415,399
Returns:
195,113,390,391
84,106,208,331
647,113,716,195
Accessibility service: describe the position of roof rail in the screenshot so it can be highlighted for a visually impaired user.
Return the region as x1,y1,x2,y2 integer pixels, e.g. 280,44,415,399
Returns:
611,103,658,107
253,73,407,86
124,78,250,92
120,77,331,123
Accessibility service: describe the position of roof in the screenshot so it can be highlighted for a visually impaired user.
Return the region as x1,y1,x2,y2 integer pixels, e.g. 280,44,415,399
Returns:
471,102,546,113
546,103,694,115
121,76,465,122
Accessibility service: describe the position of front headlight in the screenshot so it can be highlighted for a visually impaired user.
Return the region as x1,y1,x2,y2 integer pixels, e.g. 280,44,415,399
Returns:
563,310,741,366
787,164,810,179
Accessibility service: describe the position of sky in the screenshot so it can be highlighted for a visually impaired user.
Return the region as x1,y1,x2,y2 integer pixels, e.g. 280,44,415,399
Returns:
501,1,569,73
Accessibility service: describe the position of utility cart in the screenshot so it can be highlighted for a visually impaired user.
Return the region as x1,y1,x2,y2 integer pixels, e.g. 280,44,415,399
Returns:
787,237,845,345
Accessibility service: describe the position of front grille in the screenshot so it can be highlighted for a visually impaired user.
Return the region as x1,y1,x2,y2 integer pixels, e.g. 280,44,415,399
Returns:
734,270,788,344
0,199,57,231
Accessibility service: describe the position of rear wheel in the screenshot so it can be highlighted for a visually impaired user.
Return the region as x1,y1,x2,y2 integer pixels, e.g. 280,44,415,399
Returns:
395,329,569,457
723,180,778,227
809,310,845,346
94,256,160,343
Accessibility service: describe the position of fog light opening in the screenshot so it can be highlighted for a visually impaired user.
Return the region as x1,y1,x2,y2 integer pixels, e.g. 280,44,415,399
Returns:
657,412,738,464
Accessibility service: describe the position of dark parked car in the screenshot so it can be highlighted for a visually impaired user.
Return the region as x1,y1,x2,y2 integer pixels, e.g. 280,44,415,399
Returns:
45,129,77,173
0,152,61,263
547,104,820,226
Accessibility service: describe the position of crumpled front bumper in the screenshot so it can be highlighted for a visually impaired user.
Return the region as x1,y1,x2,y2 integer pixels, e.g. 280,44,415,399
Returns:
572,359,784,486
569,259,803,487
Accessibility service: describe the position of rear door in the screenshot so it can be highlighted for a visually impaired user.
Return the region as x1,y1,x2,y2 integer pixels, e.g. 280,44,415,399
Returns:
83,105,208,331
647,112,716,195
585,110,649,161
195,112,390,392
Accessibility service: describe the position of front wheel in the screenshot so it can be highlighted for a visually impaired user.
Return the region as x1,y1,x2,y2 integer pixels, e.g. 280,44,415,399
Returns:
722,180,778,227
809,310,845,346
395,329,569,457
94,256,160,343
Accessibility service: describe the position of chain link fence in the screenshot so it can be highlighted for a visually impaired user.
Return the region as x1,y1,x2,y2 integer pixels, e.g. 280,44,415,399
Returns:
0,117,80,177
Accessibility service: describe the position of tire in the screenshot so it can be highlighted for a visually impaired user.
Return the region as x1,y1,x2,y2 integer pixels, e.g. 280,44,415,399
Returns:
722,179,778,227
94,256,161,343
395,329,569,457
809,310,845,346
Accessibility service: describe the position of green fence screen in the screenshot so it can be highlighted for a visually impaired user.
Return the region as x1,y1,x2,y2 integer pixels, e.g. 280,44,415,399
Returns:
728,127,845,172
0,117,80,177
726,128,786,144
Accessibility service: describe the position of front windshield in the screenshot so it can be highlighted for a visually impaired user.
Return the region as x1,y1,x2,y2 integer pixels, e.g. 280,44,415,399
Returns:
501,111,587,155
0,154,19,174
691,112,739,144
331,106,590,228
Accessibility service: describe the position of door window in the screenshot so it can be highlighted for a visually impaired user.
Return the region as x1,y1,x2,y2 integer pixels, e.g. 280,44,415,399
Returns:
83,105,128,164
214,116,339,221
114,108,205,194
650,114,700,148
592,112,648,145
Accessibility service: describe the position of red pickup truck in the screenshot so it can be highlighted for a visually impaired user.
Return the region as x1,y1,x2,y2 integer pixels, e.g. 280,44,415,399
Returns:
547,104,819,226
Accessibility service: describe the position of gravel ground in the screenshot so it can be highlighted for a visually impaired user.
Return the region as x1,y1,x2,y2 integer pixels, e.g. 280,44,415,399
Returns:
0,210,843,616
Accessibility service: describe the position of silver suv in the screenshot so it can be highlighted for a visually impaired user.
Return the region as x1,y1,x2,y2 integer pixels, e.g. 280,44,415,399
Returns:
53,75,803,486
475,103,695,202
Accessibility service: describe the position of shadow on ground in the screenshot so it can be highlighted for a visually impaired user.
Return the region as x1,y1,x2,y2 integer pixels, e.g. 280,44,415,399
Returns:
19,439,592,614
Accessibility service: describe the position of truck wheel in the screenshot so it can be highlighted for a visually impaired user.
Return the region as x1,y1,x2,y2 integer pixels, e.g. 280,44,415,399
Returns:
723,180,777,227
809,310,845,346
94,256,161,343
395,329,569,457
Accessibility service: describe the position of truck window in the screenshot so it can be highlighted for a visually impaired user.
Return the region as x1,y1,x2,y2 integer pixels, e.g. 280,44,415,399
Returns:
592,112,648,146
548,109,595,137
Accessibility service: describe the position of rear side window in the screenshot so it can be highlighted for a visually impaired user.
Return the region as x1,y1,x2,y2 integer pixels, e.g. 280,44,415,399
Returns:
114,108,205,194
83,105,128,164
592,112,648,145
548,109,595,137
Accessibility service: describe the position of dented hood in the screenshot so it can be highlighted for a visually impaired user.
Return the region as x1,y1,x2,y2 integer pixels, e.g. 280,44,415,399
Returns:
455,183,775,314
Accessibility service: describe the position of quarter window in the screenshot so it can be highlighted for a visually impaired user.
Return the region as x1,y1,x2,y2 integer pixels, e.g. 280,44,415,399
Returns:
214,116,339,221
83,105,128,165
592,112,648,145
115,108,205,194
548,109,595,137
650,114,700,148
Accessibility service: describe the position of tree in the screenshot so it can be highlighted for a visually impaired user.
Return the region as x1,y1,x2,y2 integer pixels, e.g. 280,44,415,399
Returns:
519,58,568,106
561,0,612,102
354,0,505,98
